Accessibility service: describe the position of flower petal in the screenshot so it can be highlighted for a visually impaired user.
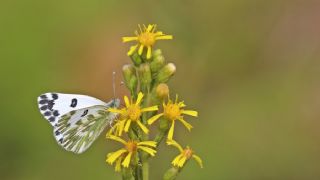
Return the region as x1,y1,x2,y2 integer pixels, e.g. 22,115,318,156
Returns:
178,101,186,108
141,105,158,112
147,113,163,125
138,146,156,156
138,44,144,55
122,37,138,42
146,24,154,32
172,154,183,166
155,35,173,40
135,92,144,105
124,119,132,132
167,120,175,140
177,118,193,131
146,46,152,59
154,31,164,36
138,141,157,147
182,110,198,117
108,108,123,114
106,149,127,165
117,120,126,136
166,139,183,152
136,120,149,134
122,152,132,168
115,157,123,172
124,96,130,108
127,44,138,56
177,156,187,167
107,135,127,145
192,154,203,168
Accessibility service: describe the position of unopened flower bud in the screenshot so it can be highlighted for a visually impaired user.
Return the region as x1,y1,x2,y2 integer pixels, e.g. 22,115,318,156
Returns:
150,49,165,73
122,64,137,92
163,167,179,180
156,83,169,99
156,63,176,83
138,63,152,89
130,52,143,66
153,49,162,58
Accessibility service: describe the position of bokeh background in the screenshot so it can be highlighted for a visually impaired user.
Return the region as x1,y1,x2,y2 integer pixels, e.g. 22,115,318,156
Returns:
1,0,320,179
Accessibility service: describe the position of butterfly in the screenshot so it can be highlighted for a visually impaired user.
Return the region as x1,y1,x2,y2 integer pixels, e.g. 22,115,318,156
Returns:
37,92,120,154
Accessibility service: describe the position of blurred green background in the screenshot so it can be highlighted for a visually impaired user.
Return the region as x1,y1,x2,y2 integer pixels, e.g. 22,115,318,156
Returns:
1,0,320,179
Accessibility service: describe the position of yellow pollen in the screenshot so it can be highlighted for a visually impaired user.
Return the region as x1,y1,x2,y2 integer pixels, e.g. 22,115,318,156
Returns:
126,141,137,152
164,103,181,120
138,32,156,46
183,147,193,159
127,105,141,121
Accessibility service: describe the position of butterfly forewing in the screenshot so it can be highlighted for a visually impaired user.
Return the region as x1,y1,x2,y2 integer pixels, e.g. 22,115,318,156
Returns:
37,93,108,126
37,92,120,154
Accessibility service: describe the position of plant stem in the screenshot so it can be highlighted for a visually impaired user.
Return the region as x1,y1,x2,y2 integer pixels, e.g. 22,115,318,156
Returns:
141,160,149,180
122,167,135,180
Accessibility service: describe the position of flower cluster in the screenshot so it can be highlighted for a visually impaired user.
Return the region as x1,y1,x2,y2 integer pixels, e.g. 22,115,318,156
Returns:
105,24,202,180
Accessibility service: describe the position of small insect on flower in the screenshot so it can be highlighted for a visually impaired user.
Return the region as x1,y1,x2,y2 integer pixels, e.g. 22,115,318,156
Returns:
108,92,159,135
147,95,198,140
167,139,203,168
122,24,173,59
106,135,157,169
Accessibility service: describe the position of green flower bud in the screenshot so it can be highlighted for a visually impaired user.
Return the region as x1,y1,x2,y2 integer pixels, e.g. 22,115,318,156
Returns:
156,83,169,99
138,63,152,90
153,49,163,58
150,49,165,73
155,63,176,83
163,167,180,180
130,52,143,66
159,117,169,131
122,64,137,93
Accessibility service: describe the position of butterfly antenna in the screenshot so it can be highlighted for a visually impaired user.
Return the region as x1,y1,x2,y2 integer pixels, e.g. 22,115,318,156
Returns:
112,71,116,101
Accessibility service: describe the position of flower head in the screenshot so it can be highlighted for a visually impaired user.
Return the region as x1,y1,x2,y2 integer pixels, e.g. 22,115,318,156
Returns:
106,135,157,170
148,95,198,140
123,24,173,59
108,92,158,135
167,139,203,168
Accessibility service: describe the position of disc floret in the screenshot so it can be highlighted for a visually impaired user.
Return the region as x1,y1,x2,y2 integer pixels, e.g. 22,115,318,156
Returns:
148,95,198,140
106,135,157,170
108,92,158,135
167,139,203,168
123,24,173,59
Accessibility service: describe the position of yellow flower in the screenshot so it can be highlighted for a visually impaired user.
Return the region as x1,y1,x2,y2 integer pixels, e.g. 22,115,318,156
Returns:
108,92,158,135
122,24,173,59
147,95,198,140
106,135,157,169
167,139,203,168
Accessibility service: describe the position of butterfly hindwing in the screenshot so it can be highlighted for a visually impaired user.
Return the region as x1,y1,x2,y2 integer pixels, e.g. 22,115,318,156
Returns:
54,105,118,154
37,93,108,126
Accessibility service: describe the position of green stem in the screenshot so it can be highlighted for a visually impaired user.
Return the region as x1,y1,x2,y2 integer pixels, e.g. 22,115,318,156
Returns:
142,160,149,180
135,157,143,180
122,167,135,180
141,93,151,180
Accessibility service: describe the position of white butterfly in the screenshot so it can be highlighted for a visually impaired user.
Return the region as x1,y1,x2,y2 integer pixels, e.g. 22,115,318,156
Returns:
37,93,120,154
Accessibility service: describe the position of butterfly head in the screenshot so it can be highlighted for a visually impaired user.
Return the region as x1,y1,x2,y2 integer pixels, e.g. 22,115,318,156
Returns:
110,98,120,108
